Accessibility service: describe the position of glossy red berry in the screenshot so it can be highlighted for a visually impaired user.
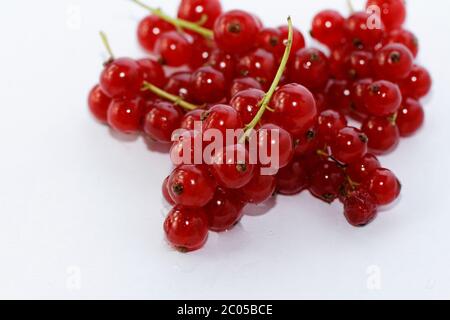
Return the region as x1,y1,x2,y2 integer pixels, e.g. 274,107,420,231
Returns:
268,83,318,136
316,109,348,144
400,65,432,99
257,123,294,170
168,164,216,207
164,72,193,101
229,88,265,125
347,153,381,184
344,50,373,80
177,0,222,29
289,48,330,91
88,84,111,123
387,29,419,57
329,44,352,79
137,58,167,88
361,116,400,154
188,36,214,69
207,49,237,82
205,187,245,232
100,58,143,98
164,205,209,252
190,66,226,103
143,101,183,143
137,15,175,52
213,10,260,54
330,127,368,164
107,98,143,134
277,25,305,60
238,173,276,204
276,158,309,195
366,0,406,31
162,176,175,205
365,168,401,206
364,80,402,117
350,78,372,120
293,129,319,156
257,28,283,56
154,31,192,67
229,77,263,99
309,160,345,203
373,43,414,81
236,49,276,90
325,79,353,115
397,98,424,137
180,109,204,130
310,10,346,48
343,189,378,227
202,104,243,139
211,144,255,189
344,11,385,49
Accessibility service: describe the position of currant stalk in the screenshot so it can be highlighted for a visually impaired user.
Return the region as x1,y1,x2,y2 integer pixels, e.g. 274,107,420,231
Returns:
99,31,115,63
142,82,200,111
239,16,293,143
131,0,214,39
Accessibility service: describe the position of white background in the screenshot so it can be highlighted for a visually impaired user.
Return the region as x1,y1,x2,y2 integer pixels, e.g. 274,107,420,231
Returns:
0,0,450,300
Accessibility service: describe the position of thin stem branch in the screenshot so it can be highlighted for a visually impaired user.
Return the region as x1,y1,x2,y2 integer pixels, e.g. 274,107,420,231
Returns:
347,0,355,13
142,82,200,111
99,31,115,61
131,0,214,39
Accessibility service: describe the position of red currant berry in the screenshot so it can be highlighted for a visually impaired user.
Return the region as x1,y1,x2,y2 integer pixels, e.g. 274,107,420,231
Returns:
344,50,373,80
277,25,306,60
154,31,192,67
316,109,348,144
257,123,294,170
164,205,208,252
100,58,143,98
325,79,353,115
257,28,283,56
238,173,276,204
345,11,385,49
190,66,226,104
137,15,175,52
373,43,413,81
289,48,330,91
213,10,260,54
400,65,432,99
177,0,222,29
329,44,352,79
276,158,309,195
366,0,406,31
202,104,243,139
211,144,255,189
268,83,318,136
137,58,167,88
293,129,319,156
236,49,276,90
188,36,214,69
168,164,216,207
205,187,245,232
180,109,204,130
365,168,401,206
331,127,368,164
347,153,381,184
361,116,400,154
311,10,346,48
387,29,419,57
162,176,175,205
397,98,424,137
309,160,345,203
343,189,378,227
107,98,144,134
164,72,193,101
143,101,183,143
207,49,237,82
230,88,265,125
364,80,402,117
229,77,263,99
350,78,372,120
88,84,111,123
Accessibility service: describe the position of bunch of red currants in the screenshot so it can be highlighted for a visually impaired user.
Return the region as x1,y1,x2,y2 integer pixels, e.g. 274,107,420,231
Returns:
88,0,432,252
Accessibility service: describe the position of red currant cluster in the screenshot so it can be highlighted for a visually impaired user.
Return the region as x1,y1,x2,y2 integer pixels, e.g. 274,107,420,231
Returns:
88,0,431,252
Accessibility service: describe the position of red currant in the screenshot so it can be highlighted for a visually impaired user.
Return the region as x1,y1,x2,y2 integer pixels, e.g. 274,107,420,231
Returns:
343,189,378,227
365,168,401,206
344,11,385,49
107,97,144,134
190,66,226,103
238,173,276,204
188,36,214,69
154,31,192,67
363,80,402,117
316,109,348,144
277,25,305,60
236,49,276,90
162,176,175,205
257,28,283,56
177,0,222,29
397,98,424,137
344,50,373,80
100,58,143,98
276,158,309,195
229,77,263,99
400,65,432,99
387,29,419,57
202,104,243,139
180,109,204,130
373,43,413,81
137,15,175,52
205,187,245,232
347,153,381,184
207,49,237,82
325,79,353,115
366,0,406,31
330,127,368,164
137,58,167,89
143,101,183,143
164,72,193,101
310,10,346,48
361,116,400,154
289,48,330,91
88,84,111,123
257,123,294,170
309,160,345,203
229,88,265,125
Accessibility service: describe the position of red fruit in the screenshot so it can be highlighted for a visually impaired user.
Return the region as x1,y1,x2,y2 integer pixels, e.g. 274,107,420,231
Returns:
177,0,222,29
364,80,402,117
202,104,243,139
188,36,214,69
365,168,401,206
154,31,192,67
397,98,424,137
268,83,318,136
207,49,236,82
257,124,294,170
137,58,167,88
257,28,284,56
330,127,368,164
164,205,209,252
289,48,330,91
211,144,255,189
107,98,143,134
316,109,348,144
344,11,385,49
190,66,226,103
351,78,372,119
387,29,419,57
238,173,276,204
366,0,406,31
168,164,216,207
205,187,245,232
88,84,111,123
180,109,204,130
309,160,345,203
277,25,305,60
100,58,142,98
137,15,175,52
329,44,352,79
344,50,373,80
276,158,309,195
373,43,414,81
170,130,203,166
325,79,353,115
343,189,378,227
400,65,432,99
236,49,276,90
361,117,400,155
143,101,183,143
311,10,346,48
293,129,319,156
229,88,265,125
229,77,263,99
213,10,260,54
164,72,193,101
347,153,381,184
162,176,175,205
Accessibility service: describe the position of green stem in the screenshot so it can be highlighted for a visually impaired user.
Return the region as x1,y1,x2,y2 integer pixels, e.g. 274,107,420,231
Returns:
347,0,355,13
99,31,115,61
131,0,214,39
239,16,293,143
142,82,200,111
